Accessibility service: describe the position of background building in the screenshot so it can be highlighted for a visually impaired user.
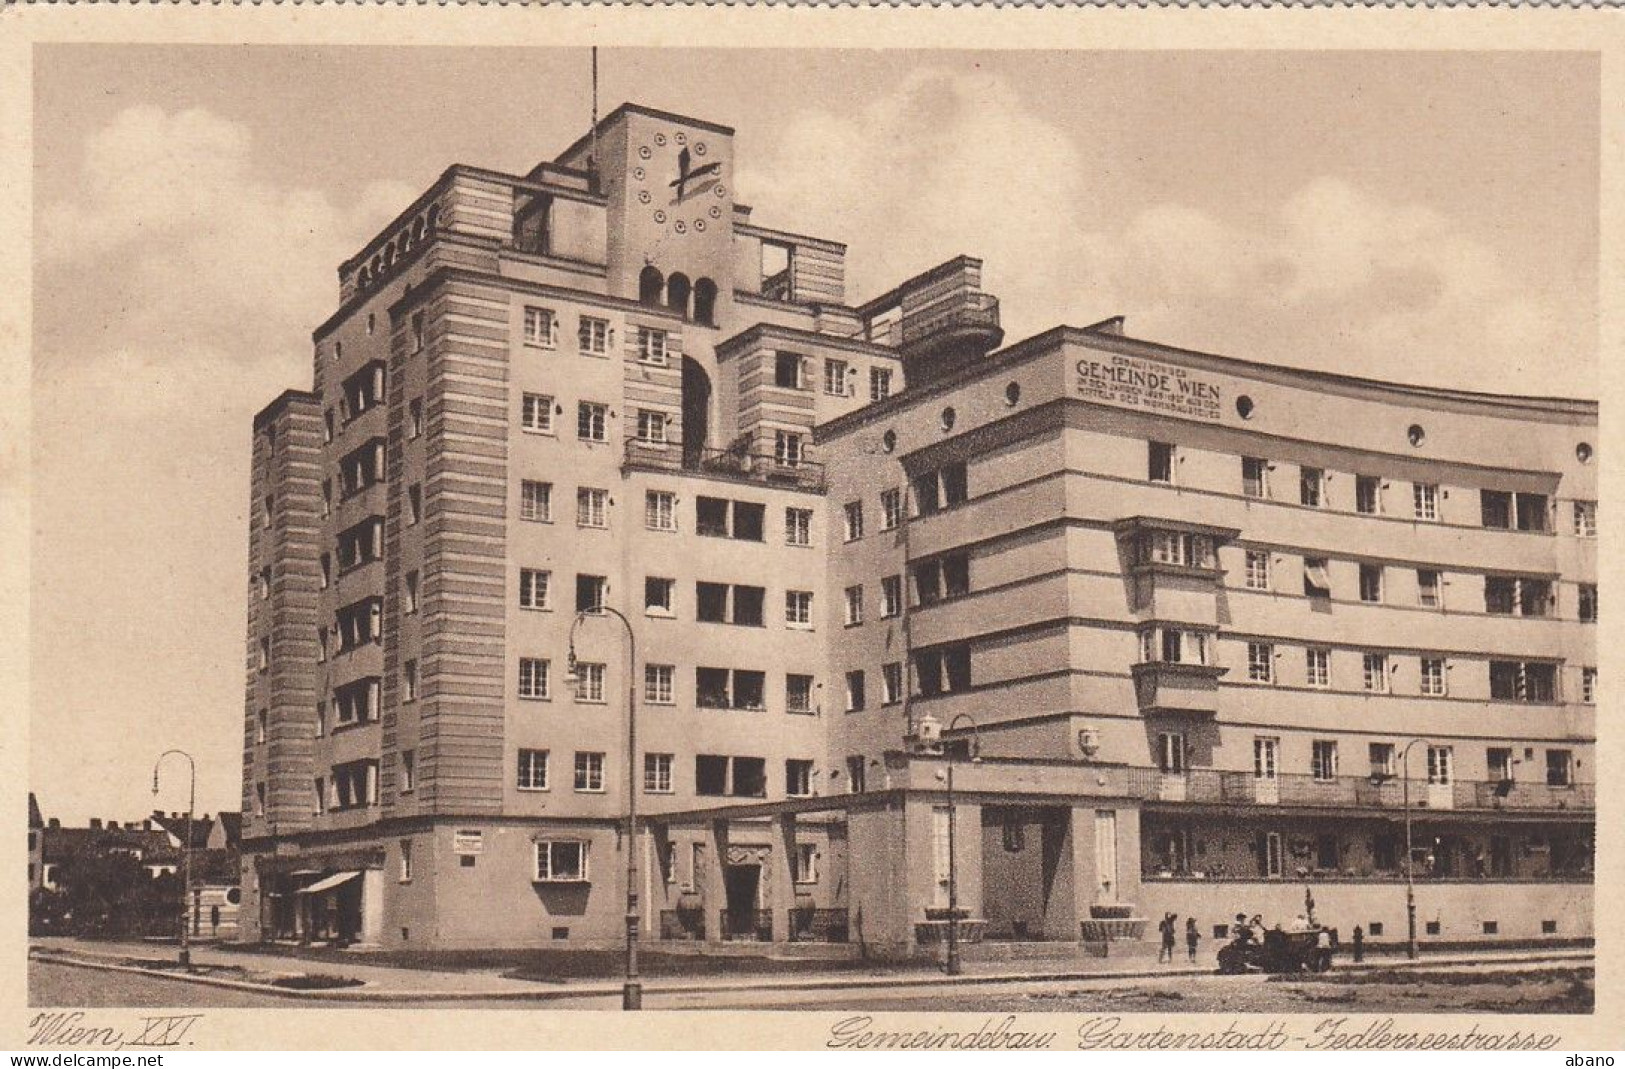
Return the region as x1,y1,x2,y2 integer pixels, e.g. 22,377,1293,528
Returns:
241,103,1593,955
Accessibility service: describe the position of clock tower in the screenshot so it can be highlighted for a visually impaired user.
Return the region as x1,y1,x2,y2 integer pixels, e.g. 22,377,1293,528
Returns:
558,105,738,313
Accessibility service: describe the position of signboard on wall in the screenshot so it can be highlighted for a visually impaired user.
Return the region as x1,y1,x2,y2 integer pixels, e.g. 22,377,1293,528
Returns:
453,830,484,855
1076,353,1224,422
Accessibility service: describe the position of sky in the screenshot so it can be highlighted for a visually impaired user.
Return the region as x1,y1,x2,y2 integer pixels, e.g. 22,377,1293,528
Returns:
31,46,1598,823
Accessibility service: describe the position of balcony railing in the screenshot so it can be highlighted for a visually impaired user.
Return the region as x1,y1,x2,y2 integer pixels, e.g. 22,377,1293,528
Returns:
899,293,1001,348
718,909,773,942
788,907,850,944
1127,768,1593,814
623,438,825,494
658,908,707,941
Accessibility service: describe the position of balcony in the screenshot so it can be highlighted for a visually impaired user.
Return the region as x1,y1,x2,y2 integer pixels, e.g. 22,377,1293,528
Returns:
623,437,825,494
1129,768,1594,814
899,292,1001,351
1131,662,1226,717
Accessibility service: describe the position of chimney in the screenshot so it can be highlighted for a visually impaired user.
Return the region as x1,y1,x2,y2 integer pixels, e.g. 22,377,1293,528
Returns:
89,818,102,830
143,819,153,831
48,817,60,829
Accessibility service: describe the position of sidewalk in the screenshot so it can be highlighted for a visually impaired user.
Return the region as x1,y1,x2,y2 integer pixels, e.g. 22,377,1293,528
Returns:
29,937,1593,1004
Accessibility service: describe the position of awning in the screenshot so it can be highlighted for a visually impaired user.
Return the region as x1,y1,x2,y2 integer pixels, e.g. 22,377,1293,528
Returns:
295,871,362,895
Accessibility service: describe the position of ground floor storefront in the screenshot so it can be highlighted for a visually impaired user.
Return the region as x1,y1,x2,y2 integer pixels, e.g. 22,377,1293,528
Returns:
237,758,1594,955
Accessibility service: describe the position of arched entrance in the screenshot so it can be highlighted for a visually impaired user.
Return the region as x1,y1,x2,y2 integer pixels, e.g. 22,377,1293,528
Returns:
682,358,711,470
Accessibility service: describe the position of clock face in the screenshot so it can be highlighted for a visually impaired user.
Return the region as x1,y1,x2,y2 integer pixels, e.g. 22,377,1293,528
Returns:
633,131,726,235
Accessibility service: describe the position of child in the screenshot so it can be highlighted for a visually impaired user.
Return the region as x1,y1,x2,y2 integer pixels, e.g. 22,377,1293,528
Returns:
1185,917,1200,962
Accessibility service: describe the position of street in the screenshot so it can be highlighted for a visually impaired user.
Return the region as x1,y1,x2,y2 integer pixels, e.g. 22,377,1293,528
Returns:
31,957,1592,1014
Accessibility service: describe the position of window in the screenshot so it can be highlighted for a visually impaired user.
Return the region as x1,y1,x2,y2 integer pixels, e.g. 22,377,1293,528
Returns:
786,507,813,546
846,757,866,794
636,410,668,444
697,582,764,627
331,760,379,810
523,306,558,348
1305,648,1330,688
1420,657,1447,697
794,843,819,884
320,554,332,589
1358,563,1383,603
1487,747,1514,783
1413,482,1439,522
695,496,765,541
1299,466,1324,507
574,752,605,792
1369,742,1395,778
1486,575,1551,617
1546,750,1573,788
644,664,674,705
1247,642,1274,683
578,316,610,355
321,480,332,518
262,494,275,529
882,662,903,705
844,670,866,712
1355,475,1382,515
787,760,814,798
521,393,554,434
1417,569,1441,608
774,352,804,389
870,367,893,402
573,663,606,704
1157,732,1186,773
396,840,414,882
880,576,903,619
1303,557,1331,598
786,590,813,628
312,775,326,815
636,327,668,365
1481,489,1512,529
1148,442,1175,484
1140,627,1210,666
786,674,814,714
401,750,415,793
518,749,549,790
534,840,587,882
844,586,864,626
880,488,903,531
1241,457,1269,499
411,312,425,353
645,490,675,531
1516,493,1550,532
516,567,551,611
912,462,969,516
576,574,605,613
1426,745,1453,786
644,576,674,616
695,668,766,711
403,659,419,702
843,502,864,542
914,644,972,696
256,708,267,744
1363,653,1389,693
1138,531,1215,569
521,480,552,522
774,431,803,468
1489,661,1557,703
695,755,768,798
1582,667,1597,704
333,679,381,724
518,657,550,700
1311,740,1339,781
1574,500,1597,538
696,755,728,796
824,359,850,396
1579,583,1598,622
1244,550,1271,591
644,753,674,794
577,402,608,442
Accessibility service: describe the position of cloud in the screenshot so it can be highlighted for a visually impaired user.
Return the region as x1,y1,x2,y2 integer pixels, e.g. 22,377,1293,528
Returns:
738,69,1592,397
38,105,414,369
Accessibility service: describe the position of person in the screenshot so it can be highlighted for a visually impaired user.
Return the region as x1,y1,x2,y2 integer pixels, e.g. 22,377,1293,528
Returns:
1352,924,1365,963
1250,914,1267,944
1233,912,1253,944
1158,912,1177,963
1185,917,1200,962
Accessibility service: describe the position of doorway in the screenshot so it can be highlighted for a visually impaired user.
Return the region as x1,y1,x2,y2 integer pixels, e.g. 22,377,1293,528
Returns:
722,863,762,940
681,358,711,469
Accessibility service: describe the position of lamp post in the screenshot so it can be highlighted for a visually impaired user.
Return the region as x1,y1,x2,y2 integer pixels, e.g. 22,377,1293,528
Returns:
939,713,982,976
1399,737,1429,961
152,750,195,969
567,605,641,1011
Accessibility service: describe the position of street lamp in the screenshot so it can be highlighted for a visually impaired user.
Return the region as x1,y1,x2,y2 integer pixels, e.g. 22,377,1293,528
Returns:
917,711,982,976
152,750,195,970
566,605,641,1011
1398,737,1431,961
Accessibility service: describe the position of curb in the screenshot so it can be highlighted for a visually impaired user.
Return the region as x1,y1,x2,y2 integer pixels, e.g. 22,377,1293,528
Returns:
31,947,1593,1005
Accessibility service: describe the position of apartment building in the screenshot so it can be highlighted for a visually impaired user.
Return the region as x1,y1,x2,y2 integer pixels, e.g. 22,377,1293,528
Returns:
242,103,1594,954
